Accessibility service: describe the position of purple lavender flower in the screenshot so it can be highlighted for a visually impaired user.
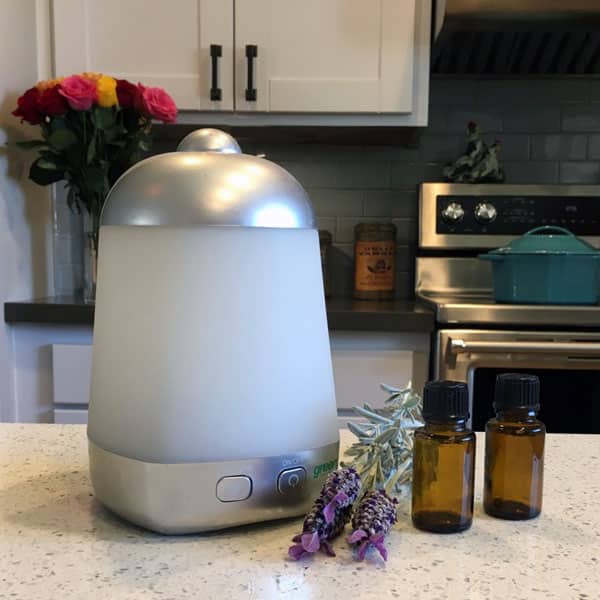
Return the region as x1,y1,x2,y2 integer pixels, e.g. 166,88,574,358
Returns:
320,467,362,524
288,467,362,560
347,490,398,561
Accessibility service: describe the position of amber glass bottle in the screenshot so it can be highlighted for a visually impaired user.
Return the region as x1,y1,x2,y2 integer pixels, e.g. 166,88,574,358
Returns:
484,373,545,520
412,381,476,533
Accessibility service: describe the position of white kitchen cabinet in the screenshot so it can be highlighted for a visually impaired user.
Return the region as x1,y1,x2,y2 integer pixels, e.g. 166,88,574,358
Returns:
52,344,92,406
49,0,430,124
52,343,92,424
52,0,234,110
235,0,418,114
330,331,430,415
46,332,429,425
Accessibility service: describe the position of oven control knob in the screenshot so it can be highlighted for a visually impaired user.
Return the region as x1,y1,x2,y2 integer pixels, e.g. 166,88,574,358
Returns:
475,202,497,223
441,202,465,223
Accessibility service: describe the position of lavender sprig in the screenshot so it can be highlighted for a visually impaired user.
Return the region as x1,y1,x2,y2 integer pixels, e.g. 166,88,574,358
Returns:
288,467,361,560
320,466,362,524
347,489,398,561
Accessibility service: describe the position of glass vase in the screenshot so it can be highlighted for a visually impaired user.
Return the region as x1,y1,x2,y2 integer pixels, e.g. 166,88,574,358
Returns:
82,213,99,304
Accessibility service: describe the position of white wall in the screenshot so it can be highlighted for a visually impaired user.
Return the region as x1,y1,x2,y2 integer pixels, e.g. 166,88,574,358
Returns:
0,0,53,420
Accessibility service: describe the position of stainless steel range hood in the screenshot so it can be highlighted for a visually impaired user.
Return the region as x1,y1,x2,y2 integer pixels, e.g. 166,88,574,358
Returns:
433,0,600,75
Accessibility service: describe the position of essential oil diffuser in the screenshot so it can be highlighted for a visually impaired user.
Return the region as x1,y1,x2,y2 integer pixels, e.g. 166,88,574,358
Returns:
88,129,339,534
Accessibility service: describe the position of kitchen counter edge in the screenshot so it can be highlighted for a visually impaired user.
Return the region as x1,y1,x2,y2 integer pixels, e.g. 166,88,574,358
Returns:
4,296,435,333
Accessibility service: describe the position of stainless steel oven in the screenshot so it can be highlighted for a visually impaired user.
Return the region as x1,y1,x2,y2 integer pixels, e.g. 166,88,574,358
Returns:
436,329,600,433
417,183,600,434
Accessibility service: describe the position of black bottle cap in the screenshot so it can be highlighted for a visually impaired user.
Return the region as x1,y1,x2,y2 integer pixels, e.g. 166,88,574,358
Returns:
422,380,469,420
494,373,540,411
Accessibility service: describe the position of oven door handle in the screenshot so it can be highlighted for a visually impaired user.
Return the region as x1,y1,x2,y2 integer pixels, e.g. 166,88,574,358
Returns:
450,338,600,356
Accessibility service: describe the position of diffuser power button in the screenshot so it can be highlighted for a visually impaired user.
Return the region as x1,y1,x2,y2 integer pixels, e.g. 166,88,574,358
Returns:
278,467,307,495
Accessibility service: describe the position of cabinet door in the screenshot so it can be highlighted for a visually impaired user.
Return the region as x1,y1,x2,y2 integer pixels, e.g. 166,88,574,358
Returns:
329,332,430,411
52,0,234,110
52,344,92,406
235,0,416,113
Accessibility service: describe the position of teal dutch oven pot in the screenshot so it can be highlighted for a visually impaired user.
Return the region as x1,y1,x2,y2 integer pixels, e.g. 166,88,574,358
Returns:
479,226,600,305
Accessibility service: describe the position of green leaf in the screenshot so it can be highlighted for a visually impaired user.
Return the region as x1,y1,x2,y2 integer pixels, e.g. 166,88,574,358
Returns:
86,137,96,164
107,137,126,148
139,137,151,152
37,158,59,170
49,116,68,131
65,186,81,214
29,158,64,186
380,383,401,394
82,166,108,195
374,426,398,445
16,139,47,150
48,128,78,150
65,144,83,169
92,106,116,131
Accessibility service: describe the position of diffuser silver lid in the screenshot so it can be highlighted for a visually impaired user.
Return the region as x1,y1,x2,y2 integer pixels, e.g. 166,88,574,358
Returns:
100,129,314,229
176,128,242,154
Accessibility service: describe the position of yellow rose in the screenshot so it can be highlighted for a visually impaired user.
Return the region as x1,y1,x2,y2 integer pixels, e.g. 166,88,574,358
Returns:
96,75,118,107
36,77,64,91
82,72,102,82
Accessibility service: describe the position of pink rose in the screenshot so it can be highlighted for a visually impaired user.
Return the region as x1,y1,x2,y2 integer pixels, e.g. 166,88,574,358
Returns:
58,75,97,110
138,85,177,123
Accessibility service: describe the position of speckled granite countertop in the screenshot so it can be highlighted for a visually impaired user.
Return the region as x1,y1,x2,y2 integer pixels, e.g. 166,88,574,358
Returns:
1,425,598,600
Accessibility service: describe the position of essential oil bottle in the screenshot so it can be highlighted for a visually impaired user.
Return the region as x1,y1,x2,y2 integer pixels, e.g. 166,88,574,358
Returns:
484,373,545,520
412,380,475,533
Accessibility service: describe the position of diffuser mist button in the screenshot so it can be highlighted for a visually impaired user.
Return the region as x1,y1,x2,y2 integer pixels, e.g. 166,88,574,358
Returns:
216,476,252,502
278,467,307,495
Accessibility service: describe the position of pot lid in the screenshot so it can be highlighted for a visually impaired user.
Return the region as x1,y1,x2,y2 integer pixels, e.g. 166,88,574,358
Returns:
100,128,314,229
491,226,599,255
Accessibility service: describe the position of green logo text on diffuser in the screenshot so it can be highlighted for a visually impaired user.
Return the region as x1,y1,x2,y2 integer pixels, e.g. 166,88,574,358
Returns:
313,459,337,479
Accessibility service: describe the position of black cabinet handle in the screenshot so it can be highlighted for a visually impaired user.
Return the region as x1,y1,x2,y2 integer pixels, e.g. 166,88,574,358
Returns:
245,44,257,101
210,44,222,101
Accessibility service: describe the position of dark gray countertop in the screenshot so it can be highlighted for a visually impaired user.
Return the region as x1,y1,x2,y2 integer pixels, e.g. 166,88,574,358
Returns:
4,296,434,332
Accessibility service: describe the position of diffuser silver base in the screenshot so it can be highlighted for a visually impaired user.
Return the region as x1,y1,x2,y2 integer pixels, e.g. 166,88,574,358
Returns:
88,439,340,534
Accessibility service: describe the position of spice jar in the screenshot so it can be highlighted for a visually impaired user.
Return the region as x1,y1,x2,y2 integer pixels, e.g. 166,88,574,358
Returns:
353,223,396,300
318,230,332,298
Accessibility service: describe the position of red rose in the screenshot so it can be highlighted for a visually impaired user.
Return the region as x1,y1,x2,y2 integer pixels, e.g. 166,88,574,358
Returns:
138,85,177,123
134,83,147,113
116,79,139,108
38,86,68,116
12,87,42,125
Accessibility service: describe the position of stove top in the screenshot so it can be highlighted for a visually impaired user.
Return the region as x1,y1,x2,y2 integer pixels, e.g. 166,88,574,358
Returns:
416,183,600,329
418,291,600,327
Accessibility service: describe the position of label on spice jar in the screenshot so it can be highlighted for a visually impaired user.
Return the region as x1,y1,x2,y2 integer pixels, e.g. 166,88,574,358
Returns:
354,241,395,291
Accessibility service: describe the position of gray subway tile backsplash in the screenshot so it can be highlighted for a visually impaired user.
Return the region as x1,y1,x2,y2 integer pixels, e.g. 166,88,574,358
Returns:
282,160,390,189
446,108,503,133
362,190,418,219
502,161,559,184
587,134,600,159
531,134,587,160
390,162,444,187
53,78,600,299
418,134,461,161
308,189,363,217
503,106,561,132
476,79,591,105
562,105,600,132
559,162,600,184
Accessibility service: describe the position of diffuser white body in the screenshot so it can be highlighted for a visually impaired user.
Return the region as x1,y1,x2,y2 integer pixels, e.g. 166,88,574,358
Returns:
87,130,339,533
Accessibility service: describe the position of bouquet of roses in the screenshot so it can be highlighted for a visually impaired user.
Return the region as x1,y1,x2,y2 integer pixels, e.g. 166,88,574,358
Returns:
12,73,177,245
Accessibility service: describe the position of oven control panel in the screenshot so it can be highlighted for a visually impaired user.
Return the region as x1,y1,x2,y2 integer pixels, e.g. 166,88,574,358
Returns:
436,195,600,236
